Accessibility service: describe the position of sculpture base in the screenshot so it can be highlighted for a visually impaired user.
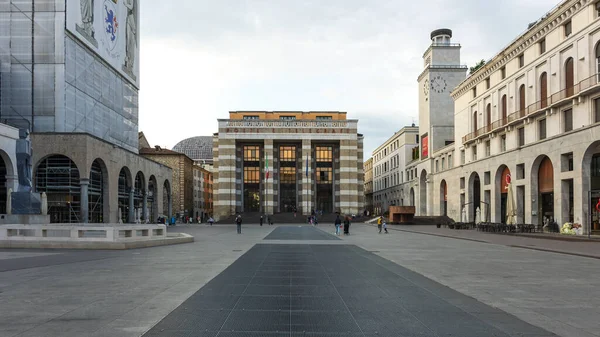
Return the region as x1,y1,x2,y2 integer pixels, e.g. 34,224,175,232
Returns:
0,214,50,225
11,192,42,215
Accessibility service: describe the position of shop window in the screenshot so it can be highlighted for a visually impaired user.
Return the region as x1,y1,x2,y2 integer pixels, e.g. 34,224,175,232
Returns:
561,152,574,172
517,163,525,180
538,118,547,140
564,108,573,132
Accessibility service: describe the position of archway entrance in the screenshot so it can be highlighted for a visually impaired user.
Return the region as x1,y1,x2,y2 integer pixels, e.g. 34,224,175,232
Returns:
0,154,7,214
134,172,145,221
89,159,108,223
591,154,600,233
419,170,427,215
583,142,600,234
148,175,157,223
496,166,511,224
468,172,481,222
118,168,132,223
440,180,447,216
36,155,81,223
538,157,554,226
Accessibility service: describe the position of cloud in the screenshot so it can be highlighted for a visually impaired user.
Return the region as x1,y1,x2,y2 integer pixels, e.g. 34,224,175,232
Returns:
139,0,556,156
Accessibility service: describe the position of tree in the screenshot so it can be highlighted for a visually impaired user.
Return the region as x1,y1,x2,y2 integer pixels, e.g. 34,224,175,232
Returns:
469,59,486,75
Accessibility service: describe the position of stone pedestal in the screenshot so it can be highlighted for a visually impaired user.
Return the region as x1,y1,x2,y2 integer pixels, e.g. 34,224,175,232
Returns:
11,192,41,215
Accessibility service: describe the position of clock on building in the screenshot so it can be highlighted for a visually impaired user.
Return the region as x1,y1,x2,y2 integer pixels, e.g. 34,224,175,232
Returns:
431,75,447,93
423,79,430,96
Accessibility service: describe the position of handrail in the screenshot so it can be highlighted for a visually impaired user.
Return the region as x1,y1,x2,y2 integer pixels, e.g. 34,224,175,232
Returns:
462,73,599,144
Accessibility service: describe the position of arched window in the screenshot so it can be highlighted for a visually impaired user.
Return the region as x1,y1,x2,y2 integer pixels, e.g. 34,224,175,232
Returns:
519,84,526,116
540,72,548,108
501,94,507,124
565,57,574,97
595,42,600,79
486,103,492,130
473,111,478,134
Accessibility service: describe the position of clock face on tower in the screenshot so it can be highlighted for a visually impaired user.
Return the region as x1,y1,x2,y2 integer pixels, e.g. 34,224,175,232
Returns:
423,79,429,96
431,75,447,93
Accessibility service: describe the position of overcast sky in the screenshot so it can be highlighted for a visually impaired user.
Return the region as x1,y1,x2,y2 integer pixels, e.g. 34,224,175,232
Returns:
138,0,559,157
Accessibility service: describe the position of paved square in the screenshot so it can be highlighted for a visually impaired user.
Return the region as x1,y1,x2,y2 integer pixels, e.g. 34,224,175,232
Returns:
263,226,340,241
143,241,556,337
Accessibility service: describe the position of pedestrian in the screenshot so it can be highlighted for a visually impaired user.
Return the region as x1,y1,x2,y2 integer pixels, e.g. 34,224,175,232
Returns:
343,216,350,235
260,215,263,226
377,216,383,234
235,214,242,234
334,215,341,235
208,216,214,226
383,218,389,234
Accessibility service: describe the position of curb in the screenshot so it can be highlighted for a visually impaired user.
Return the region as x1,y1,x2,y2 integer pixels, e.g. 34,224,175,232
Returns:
0,233,194,250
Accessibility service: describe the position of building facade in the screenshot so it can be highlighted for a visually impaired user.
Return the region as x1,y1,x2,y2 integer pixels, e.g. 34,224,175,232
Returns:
193,164,213,221
413,0,600,235
363,157,373,215
0,2,172,224
372,126,419,215
213,111,363,220
140,147,194,221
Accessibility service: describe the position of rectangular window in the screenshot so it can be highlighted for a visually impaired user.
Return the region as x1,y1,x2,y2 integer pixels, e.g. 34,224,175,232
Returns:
518,54,524,68
538,118,547,140
564,108,573,132
316,116,332,120
485,77,490,89
561,152,574,172
243,167,260,183
472,87,477,98
280,167,296,184
500,67,506,79
435,160,439,172
280,116,296,120
564,20,572,37
448,154,452,168
316,167,332,183
441,157,445,170
243,115,259,120
316,146,333,162
461,150,465,164
484,171,491,185
416,135,419,144
517,127,525,147
472,146,477,161
500,134,507,152
517,163,525,180
595,97,600,123
460,177,465,189
597,1,600,18
485,141,490,157
539,38,546,54
243,145,260,161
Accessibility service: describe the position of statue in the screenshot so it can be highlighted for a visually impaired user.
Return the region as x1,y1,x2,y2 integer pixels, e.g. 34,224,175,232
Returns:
41,192,48,215
475,207,481,225
123,0,137,76
6,188,12,215
118,207,123,224
461,207,467,223
16,129,32,192
76,0,97,46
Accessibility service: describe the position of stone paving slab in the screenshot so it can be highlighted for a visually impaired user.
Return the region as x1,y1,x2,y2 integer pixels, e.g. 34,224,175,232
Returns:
143,242,556,337
263,225,340,240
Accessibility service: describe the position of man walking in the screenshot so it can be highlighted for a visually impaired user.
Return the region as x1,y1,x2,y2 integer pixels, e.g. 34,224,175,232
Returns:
235,214,242,234
334,215,342,236
260,215,263,226
377,216,383,234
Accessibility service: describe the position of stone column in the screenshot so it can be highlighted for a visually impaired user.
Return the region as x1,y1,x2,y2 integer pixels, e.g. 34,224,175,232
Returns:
264,139,274,216
128,188,135,223
142,191,148,222
302,139,312,215
80,178,89,224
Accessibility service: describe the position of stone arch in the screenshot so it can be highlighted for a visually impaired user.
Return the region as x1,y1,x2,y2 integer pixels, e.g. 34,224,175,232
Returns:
531,155,554,227
440,180,447,216
163,179,172,220
494,165,511,223
118,167,133,223
134,171,145,222
581,141,600,234
595,40,600,76
148,175,158,223
419,170,427,215
35,155,81,223
89,158,109,223
0,149,14,214
468,171,481,222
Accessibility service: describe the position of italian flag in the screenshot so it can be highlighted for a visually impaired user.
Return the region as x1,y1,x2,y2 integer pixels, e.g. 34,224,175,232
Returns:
265,154,270,180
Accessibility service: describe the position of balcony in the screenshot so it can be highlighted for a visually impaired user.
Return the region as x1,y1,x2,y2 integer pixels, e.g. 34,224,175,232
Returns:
462,73,600,144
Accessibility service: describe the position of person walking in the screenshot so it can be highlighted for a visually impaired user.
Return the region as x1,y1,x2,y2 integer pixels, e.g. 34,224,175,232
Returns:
334,215,342,235
377,216,383,233
208,216,214,226
235,214,242,234
260,215,263,226
383,218,389,234
343,216,350,235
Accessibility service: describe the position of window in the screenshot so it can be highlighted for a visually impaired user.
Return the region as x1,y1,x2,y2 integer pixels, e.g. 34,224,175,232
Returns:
518,54,524,68
538,118,547,140
565,58,574,97
441,157,445,170
561,152,574,172
280,167,296,184
243,145,260,161
416,134,419,143
316,116,332,120
472,87,477,98
448,154,452,168
472,146,477,161
486,103,492,129
484,171,491,185
519,84,526,114
435,160,439,172
461,150,465,164
460,177,465,189
540,72,548,108
485,141,490,157
280,116,296,120
564,108,573,132
517,127,525,147
501,95,507,123
501,134,507,152
595,97,600,123
473,111,478,133
243,115,259,120
516,164,525,180
500,66,506,79
539,38,546,54
597,1,600,18
564,20,572,37
316,146,333,162
316,167,332,183
485,77,490,89
243,167,260,183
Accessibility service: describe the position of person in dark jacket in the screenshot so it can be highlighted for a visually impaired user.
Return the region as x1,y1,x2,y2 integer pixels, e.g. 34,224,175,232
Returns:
260,215,263,226
334,215,341,235
343,216,350,235
235,214,242,234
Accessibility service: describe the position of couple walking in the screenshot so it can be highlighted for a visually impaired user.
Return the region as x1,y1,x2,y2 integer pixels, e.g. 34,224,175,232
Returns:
334,215,351,235
377,216,388,234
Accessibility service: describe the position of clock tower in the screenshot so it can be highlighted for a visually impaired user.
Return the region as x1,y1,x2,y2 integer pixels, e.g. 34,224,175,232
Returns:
417,29,467,158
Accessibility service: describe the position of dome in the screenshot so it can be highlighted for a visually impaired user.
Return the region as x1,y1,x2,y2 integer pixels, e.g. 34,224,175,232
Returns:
172,136,213,162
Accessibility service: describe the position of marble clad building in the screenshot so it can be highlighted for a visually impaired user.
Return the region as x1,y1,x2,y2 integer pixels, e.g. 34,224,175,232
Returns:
213,111,364,220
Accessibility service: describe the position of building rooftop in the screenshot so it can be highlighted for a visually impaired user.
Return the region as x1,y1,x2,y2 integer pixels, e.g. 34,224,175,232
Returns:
172,136,214,162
